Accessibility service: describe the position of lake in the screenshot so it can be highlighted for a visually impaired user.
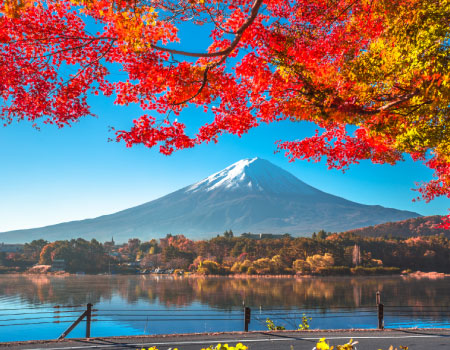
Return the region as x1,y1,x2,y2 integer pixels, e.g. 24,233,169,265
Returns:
0,274,449,342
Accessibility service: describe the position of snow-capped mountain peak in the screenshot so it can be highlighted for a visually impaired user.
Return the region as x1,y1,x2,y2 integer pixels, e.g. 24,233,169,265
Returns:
0,157,421,243
186,157,319,195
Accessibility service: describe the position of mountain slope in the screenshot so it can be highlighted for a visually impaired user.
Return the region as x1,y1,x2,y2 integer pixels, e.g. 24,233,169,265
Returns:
0,158,421,243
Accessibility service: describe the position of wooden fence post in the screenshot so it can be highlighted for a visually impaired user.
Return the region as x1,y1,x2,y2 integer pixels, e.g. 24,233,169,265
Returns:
376,291,384,330
244,307,251,332
86,303,92,338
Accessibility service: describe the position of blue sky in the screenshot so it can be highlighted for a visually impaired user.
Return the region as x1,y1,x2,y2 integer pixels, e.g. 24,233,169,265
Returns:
0,13,449,233
0,95,449,232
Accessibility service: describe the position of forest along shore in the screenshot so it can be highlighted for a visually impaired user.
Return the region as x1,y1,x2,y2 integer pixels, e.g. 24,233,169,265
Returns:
1,231,449,276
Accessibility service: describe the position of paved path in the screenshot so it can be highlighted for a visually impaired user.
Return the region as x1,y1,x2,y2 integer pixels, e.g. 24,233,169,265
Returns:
1,329,449,350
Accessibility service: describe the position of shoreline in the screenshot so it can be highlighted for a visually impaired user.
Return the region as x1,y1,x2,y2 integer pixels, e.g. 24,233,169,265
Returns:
2,271,448,279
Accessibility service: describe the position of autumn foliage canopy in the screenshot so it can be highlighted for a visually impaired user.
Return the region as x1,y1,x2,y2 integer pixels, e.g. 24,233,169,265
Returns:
0,0,449,209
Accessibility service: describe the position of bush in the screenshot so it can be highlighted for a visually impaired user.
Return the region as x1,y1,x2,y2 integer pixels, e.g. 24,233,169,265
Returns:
298,314,312,330
196,260,229,275
293,259,311,274
266,318,285,330
316,266,351,275
247,266,256,275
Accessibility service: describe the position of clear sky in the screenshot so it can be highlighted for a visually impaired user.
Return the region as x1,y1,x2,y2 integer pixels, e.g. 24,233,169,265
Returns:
1,96,449,233
1,16,449,233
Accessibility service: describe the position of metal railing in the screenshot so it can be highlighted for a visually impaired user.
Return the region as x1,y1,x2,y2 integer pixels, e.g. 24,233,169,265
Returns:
0,291,449,340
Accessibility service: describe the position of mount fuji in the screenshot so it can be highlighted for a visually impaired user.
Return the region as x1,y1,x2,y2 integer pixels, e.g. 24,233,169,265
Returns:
0,158,420,243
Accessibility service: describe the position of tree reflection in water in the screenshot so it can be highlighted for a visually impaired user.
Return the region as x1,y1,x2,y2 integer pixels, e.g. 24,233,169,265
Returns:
0,274,449,339
0,274,448,310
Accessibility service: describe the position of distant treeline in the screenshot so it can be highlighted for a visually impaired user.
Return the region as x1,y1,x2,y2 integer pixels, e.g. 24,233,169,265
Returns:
1,230,449,274
343,215,450,238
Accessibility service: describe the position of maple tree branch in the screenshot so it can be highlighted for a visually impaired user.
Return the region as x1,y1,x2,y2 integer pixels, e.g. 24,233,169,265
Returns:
377,91,419,112
151,0,263,59
167,0,263,106
204,6,237,35
13,36,117,62
325,0,359,22
392,101,432,116
42,39,98,58
45,39,116,99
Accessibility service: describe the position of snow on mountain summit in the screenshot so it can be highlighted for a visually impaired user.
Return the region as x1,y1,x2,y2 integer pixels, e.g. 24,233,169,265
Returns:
186,157,320,195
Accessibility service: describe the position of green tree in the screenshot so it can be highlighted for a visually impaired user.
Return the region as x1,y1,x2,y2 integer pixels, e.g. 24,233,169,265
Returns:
317,230,328,240
39,239,108,273
224,230,234,239
24,239,48,261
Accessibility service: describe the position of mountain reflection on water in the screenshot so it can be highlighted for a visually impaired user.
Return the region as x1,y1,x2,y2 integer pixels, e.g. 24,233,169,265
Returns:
0,275,449,341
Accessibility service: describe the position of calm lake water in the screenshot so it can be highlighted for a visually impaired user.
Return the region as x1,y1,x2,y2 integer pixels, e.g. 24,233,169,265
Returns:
0,274,449,342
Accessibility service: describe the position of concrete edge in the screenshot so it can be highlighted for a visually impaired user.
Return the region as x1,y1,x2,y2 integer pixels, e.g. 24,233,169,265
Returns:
0,328,448,347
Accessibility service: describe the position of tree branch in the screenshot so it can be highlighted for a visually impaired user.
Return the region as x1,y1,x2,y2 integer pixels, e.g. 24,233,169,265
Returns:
167,0,263,105
151,0,263,59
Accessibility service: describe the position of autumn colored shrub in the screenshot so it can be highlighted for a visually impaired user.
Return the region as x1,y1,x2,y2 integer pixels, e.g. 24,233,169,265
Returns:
230,259,252,274
293,253,335,274
197,260,229,275
293,259,311,274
